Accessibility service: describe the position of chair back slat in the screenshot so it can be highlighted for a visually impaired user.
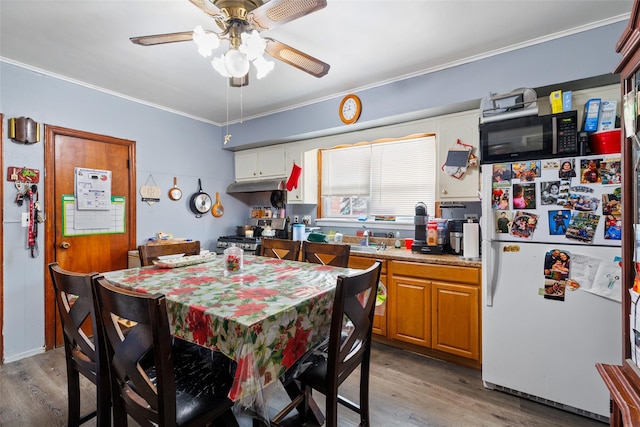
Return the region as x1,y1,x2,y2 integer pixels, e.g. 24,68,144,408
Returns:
92,276,176,423
260,238,301,261
138,241,201,266
48,262,111,427
329,261,381,385
302,241,351,267
49,263,100,368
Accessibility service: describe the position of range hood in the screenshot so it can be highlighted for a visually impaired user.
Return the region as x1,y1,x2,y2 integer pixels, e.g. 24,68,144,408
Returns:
226,178,285,193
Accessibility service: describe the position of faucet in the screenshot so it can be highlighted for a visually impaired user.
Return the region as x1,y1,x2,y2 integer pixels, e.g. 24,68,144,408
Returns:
362,225,371,246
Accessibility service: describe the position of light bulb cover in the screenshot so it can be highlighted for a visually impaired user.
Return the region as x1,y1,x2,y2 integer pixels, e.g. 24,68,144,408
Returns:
240,30,267,61
224,48,250,78
253,55,274,80
192,25,219,57
211,55,229,77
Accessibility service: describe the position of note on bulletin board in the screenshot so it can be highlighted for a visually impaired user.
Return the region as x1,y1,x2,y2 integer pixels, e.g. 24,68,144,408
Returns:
62,194,125,236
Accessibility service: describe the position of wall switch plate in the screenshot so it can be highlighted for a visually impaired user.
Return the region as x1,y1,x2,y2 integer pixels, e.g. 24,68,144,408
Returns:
21,212,29,227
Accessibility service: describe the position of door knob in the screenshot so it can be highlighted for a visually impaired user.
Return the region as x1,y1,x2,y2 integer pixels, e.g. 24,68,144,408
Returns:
59,241,71,249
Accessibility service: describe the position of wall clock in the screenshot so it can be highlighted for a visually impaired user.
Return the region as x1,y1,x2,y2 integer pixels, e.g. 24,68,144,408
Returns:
339,94,362,124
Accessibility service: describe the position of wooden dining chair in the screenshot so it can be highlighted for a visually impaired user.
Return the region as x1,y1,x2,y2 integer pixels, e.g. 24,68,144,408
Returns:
138,240,200,266
48,262,111,427
259,238,301,261
302,241,351,267
91,276,239,427
271,261,382,427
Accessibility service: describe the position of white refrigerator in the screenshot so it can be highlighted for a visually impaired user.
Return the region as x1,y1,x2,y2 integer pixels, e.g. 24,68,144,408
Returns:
480,154,622,420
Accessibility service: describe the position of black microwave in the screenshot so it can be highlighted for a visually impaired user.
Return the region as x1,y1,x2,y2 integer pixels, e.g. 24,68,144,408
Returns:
479,110,579,164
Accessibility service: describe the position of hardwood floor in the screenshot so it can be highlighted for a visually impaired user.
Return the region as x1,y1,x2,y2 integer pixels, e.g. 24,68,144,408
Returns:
0,342,605,426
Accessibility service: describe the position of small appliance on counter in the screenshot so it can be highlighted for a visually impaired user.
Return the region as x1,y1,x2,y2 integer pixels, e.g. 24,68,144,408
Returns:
447,217,480,257
411,202,447,255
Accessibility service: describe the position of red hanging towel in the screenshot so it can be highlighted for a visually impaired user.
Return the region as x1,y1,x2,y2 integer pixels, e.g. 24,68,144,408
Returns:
286,162,302,191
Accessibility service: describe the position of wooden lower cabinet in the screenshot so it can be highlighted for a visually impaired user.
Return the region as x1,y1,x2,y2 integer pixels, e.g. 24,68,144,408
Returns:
431,281,480,361
387,260,481,364
388,274,431,347
348,256,387,336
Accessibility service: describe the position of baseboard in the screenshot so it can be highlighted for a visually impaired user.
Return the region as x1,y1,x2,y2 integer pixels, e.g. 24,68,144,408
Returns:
3,346,45,364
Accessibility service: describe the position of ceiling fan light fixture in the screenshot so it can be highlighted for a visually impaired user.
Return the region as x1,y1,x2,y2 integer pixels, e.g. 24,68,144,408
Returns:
240,30,266,60
211,55,230,77
224,48,250,78
192,25,220,57
253,54,274,79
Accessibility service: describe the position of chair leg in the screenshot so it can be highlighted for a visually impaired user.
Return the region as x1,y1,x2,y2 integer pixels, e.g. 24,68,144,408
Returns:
67,367,81,427
325,388,338,427
112,393,128,427
360,359,371,426
359,375,370,426
96,375,111,427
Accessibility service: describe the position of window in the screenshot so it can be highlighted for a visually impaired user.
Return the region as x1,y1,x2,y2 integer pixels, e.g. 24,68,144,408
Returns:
320,135,436,218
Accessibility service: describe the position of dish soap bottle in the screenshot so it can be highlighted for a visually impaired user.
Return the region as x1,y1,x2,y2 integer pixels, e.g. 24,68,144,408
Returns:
394,231,402,248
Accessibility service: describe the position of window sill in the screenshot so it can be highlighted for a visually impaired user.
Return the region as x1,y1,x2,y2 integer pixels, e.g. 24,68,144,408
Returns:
315,217,414,231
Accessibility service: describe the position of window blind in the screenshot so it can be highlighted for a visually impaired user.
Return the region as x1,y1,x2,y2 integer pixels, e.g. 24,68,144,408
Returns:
320,135,436,217
370,137,436,216
321,145,371,196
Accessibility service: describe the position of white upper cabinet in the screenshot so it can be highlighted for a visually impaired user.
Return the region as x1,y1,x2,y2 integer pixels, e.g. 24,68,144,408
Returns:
436,110,481,201
286,147,318,204
234,145,287,181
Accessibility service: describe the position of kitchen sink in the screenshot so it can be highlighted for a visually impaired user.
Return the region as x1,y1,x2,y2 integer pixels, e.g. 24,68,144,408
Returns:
349,244,389,253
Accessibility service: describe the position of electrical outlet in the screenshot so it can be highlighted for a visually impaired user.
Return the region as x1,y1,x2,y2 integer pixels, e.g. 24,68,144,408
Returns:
293,215,299,223
21,212,29,227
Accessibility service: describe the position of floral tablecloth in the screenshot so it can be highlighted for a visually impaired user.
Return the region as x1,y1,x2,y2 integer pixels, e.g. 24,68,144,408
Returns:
102,254,356,402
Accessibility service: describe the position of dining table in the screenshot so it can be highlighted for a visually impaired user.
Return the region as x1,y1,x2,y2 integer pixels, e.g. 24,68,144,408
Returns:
101,253,359,423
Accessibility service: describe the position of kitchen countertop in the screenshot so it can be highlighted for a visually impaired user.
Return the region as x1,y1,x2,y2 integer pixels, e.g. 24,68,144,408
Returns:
341,235,481,268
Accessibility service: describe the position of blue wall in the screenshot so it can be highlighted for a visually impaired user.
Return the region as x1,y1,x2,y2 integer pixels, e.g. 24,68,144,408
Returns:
224,22,625,149
0,20,626,361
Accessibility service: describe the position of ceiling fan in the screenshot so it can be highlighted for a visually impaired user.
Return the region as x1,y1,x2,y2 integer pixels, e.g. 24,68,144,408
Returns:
130,0,330,87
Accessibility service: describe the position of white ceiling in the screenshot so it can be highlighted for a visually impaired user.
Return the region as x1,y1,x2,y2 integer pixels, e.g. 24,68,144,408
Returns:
0,0,633,125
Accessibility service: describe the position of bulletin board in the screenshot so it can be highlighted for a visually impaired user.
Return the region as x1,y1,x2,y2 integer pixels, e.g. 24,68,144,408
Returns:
62,194,126,236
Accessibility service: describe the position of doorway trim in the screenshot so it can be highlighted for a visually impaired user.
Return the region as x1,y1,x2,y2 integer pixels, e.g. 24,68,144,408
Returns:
43,125,137,350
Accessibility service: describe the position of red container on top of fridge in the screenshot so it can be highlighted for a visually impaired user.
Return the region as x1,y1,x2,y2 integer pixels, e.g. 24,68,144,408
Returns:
589,129,621,154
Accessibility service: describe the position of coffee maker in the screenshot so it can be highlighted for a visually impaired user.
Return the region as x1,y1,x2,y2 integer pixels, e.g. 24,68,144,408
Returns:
411,202,445,254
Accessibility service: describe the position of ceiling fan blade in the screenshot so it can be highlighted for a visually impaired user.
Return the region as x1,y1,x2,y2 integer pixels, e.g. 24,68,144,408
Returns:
264,38,329,78
130,31,195,46
248,0,327,31
187,0,222,18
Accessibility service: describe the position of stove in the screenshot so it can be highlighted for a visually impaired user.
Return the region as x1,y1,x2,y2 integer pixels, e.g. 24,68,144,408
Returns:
216,235,261,254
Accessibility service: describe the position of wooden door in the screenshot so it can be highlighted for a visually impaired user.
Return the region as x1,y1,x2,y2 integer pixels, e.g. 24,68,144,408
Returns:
44,126,136,349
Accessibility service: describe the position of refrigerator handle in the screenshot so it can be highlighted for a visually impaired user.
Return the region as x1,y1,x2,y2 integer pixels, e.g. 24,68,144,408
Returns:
482,238,495,307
